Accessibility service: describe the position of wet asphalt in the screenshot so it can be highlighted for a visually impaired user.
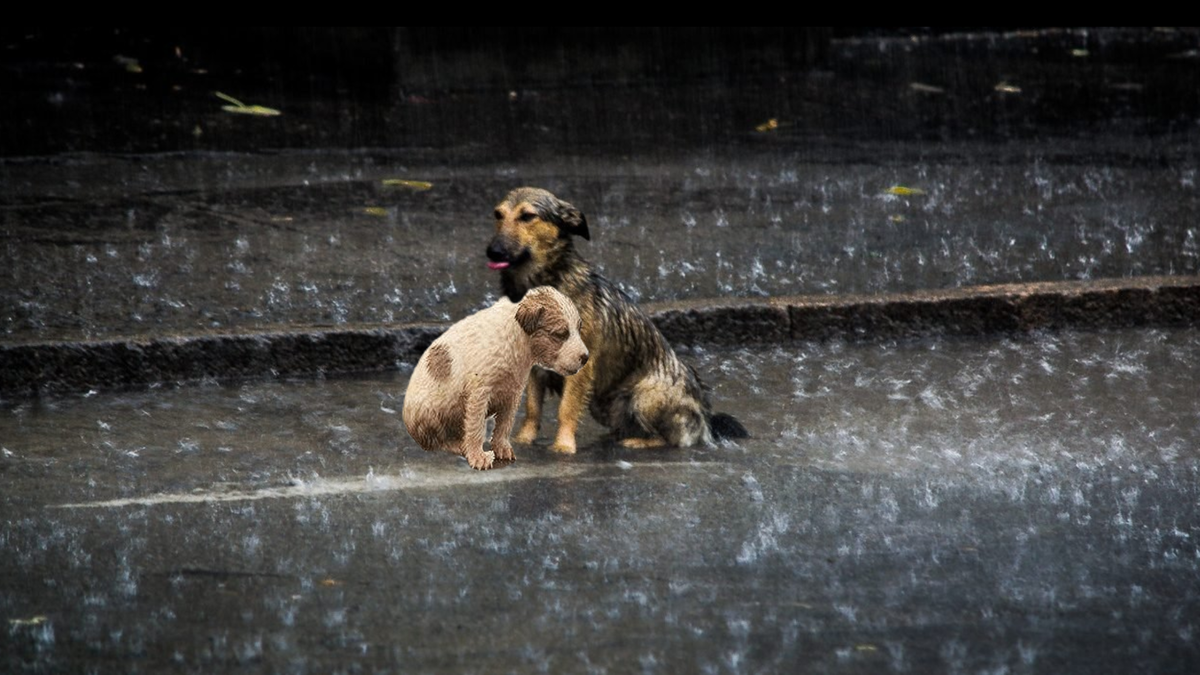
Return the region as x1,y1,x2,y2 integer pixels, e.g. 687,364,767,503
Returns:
3,328,1199,672
3,28,1200,673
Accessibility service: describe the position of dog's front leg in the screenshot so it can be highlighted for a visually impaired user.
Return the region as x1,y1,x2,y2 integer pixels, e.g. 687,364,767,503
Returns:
552,361,594,454
459,378,495,470
490,396,518,463
514,371,544,444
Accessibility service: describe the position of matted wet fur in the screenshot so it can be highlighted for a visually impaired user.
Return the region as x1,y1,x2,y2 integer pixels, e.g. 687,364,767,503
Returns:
403,287,589,469
486,187,748,453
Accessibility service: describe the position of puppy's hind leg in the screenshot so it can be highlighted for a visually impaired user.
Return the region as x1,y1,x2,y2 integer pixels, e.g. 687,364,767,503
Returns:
457,377,495,470
514,372,544,445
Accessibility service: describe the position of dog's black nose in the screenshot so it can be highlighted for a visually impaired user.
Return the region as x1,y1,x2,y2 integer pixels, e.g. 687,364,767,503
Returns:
579,352,589,366
486,239,509,263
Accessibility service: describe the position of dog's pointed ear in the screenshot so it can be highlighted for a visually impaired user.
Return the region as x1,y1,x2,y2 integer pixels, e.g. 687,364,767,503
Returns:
560,203,590,241
515,295,545,335
549,198,590,241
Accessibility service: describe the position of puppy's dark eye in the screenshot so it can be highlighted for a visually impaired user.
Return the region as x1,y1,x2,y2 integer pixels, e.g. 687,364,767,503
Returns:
518,212,537,223
493,209,503,220
552,329,569,340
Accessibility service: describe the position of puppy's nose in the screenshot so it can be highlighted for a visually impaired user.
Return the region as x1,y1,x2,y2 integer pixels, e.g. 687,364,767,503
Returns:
486,239,509,262
579,351,589,366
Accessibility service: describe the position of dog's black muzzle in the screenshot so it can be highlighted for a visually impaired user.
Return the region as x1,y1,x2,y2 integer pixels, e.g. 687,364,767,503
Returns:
486,237,515,264
486,236,531,267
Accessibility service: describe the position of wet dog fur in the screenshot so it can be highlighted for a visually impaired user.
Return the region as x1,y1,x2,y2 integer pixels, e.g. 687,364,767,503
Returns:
486,187,747,453
403,286,589,469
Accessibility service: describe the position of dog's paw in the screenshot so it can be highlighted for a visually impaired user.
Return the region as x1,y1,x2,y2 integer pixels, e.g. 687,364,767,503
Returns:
621,437,667,449
491,441,515,462
466,449,496,470
513,425,539,445
550,440,577,455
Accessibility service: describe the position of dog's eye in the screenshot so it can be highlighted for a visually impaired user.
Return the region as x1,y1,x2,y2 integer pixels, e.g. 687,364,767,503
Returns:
493,209,503,220
518,212,537,223
552,329,569,340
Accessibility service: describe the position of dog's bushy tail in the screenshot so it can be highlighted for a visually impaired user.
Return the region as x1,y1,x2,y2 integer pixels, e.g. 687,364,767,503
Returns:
709,412,749,440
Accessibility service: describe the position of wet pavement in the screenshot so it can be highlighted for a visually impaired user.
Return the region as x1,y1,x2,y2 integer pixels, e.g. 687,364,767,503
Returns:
4,148,1198,344
3,327,1199,672
4,27,1200,673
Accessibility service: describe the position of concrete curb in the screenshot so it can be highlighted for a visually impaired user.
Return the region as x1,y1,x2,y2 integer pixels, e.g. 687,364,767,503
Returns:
653,275,1200,345
2,276,1197,398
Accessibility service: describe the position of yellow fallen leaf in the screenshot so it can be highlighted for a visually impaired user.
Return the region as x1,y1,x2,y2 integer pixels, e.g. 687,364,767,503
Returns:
215,91,282,117
909,82,945,94
320,578,341,587
114,55,142,73
885,186,926,196
221,104,282,117
889,215,906,223
382,179,433,190
855,644,878,652
994,82,1022,94
9,616,48,626
215,92,248,106
362,207,389,217
755,118,780,132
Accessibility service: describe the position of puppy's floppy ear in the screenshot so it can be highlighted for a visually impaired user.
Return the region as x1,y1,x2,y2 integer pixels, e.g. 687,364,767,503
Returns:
515,294,545,335
547,197,590,241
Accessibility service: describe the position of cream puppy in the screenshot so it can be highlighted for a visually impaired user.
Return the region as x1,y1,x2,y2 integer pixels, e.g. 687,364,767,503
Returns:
403,287,588,469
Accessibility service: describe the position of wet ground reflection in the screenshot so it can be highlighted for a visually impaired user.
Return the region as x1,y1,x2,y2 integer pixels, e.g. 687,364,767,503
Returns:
3,327,1197,671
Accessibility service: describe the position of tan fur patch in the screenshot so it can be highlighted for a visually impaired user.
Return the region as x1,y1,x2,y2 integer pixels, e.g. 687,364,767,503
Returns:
425,343,452,381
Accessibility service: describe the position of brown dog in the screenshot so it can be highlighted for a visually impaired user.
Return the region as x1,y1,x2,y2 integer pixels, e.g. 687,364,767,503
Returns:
485,187,747,453
403,287,589,469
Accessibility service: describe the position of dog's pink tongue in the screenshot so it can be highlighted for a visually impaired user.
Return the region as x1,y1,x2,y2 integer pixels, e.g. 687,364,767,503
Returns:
487,261,510,270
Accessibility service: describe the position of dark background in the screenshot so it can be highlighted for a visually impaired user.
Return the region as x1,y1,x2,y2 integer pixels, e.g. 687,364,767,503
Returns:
4,27,1199,158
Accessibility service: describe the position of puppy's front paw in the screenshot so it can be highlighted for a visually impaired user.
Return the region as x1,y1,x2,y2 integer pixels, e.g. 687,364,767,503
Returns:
466,448,495,470
513,424,539,445
491,441,515,462
550,440,577,455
